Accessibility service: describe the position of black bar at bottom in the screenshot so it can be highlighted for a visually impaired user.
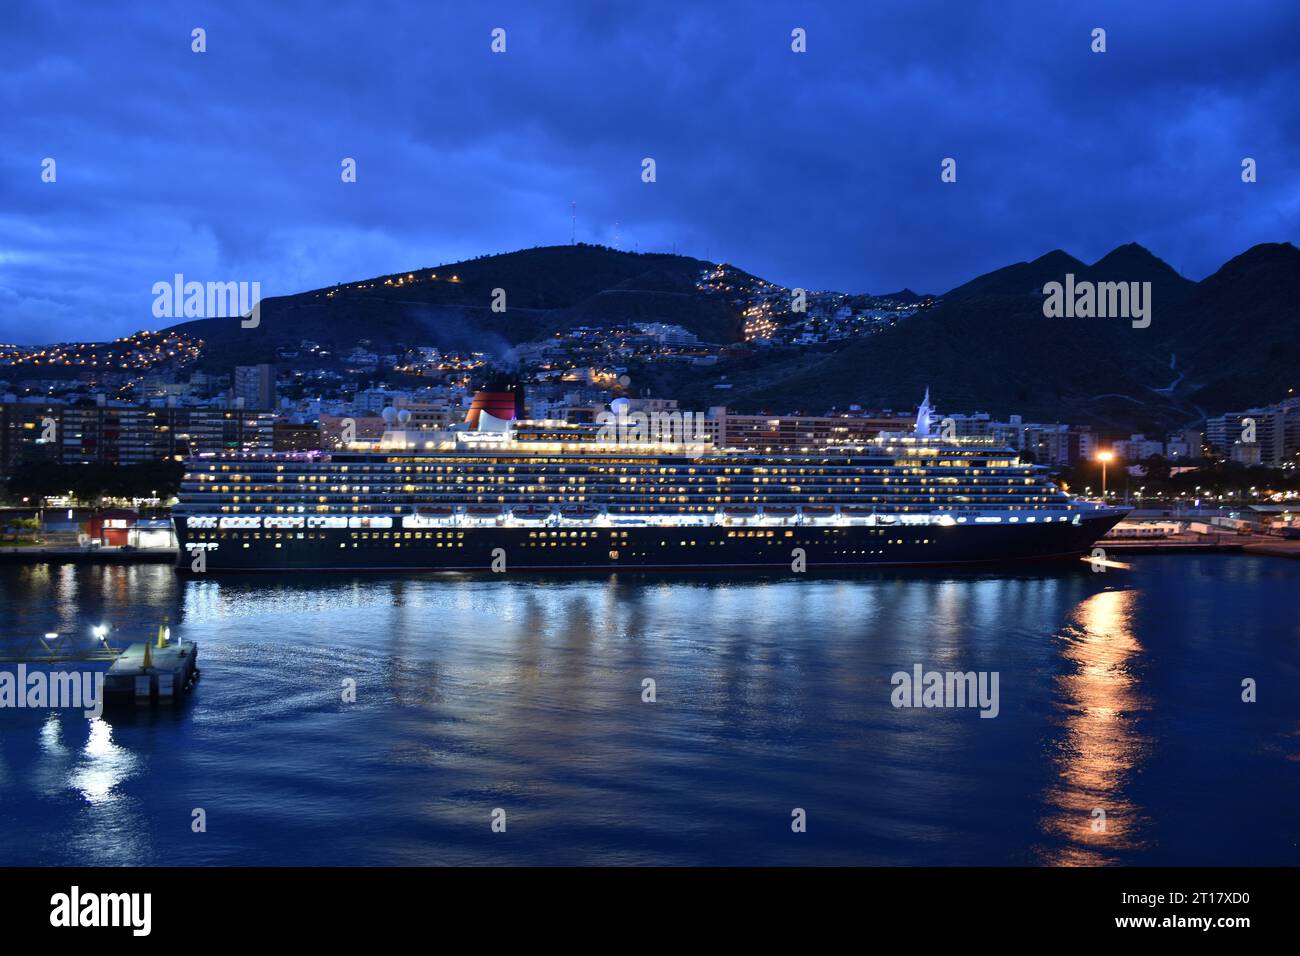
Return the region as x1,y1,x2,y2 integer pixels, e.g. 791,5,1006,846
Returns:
0,866,1285,940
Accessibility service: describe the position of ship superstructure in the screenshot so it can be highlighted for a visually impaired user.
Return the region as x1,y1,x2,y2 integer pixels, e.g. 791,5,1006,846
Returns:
173,391,1125,572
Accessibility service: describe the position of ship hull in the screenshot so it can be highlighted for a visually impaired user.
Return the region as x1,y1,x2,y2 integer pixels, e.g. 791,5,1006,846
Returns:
175,512,1125,573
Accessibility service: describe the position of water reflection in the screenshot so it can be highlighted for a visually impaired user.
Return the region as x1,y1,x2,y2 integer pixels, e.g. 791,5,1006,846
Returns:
1037,588,1151,864
2,560,1296,865
71,717,143,804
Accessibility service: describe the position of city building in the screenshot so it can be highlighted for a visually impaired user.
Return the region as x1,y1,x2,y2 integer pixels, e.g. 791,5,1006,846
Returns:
273,422,323,452
393,398,459,431
932,412,1075,467
1205,396,1300,467
0,403,275,472
319,413,386,448
234,364,277,409
701,407,914,450
1112,434,1167,462
0,402,63,471
1164,429,1203,460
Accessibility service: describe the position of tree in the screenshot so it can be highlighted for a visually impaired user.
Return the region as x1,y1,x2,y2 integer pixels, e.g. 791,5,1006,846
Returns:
3,460,185,505
1139,455,1172,483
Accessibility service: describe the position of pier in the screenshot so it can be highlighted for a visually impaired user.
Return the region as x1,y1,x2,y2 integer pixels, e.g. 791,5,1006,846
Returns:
0,546,176,565
105,626,200,703
0,629,123,664
1100,535,1243,554
1101,532,1300,559
1242,538,1300,560
1,625,199,706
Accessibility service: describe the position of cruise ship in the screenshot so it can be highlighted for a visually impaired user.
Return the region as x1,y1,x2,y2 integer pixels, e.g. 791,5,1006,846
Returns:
173,389,1126,572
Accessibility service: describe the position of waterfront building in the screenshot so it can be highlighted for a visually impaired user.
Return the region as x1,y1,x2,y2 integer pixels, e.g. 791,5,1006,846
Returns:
0,403,275,472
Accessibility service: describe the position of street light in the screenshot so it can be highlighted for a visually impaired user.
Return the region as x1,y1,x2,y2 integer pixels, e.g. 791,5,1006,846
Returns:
1096,451,1114,500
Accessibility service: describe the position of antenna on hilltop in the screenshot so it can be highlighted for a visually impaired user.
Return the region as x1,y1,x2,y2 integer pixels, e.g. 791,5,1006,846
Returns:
570,201,576,245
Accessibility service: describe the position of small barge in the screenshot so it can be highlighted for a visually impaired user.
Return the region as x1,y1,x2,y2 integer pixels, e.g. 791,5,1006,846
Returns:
104,626,200,703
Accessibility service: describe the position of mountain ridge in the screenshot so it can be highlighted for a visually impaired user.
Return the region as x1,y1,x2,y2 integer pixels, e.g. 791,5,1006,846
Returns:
155,240,1298,428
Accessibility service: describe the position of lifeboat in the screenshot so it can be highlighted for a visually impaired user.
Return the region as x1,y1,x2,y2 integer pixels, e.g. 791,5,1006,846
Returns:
763,506,798,518
417,505,455,517
840,505,876,515
466,505,503,518
512,505,551,521
724,505,758,518
802,506,835,517
559,505,600,520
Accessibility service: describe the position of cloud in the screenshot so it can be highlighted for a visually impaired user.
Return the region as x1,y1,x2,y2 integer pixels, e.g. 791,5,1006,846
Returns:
0,0,1296,343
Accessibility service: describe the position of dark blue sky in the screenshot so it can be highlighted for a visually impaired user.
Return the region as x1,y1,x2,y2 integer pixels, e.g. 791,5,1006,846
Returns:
3,0,1296,343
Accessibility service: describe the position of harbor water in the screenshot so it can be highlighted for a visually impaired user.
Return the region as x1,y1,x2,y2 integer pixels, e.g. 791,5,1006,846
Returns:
0,556,1296,865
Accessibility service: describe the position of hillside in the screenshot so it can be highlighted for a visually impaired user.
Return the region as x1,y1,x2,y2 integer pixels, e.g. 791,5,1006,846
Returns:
1158,242,1300,413
155,240,1300,429
167,245,745,368
668,242,1295,430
